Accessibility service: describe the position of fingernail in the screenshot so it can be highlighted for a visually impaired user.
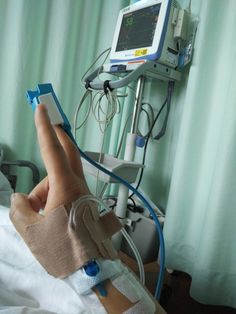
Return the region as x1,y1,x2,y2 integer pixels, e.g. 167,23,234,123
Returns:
11,193,27,204
35,104,49,126
11,193,17,203
37,104,48,113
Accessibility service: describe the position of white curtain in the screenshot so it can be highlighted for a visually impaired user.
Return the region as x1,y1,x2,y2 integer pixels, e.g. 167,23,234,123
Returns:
163,0,236,308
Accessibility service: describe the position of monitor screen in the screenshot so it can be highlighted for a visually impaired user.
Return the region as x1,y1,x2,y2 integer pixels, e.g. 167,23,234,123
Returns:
116,3,161,52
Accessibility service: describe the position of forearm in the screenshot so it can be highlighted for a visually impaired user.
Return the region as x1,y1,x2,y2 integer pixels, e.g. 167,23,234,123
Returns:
92,274,166,314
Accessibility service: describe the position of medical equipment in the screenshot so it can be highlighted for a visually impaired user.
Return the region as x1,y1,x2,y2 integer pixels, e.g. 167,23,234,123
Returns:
75,0,196,300
121,208,164,263
82,152,144,183
26,84,71,133
110,0,179,66
83,0,196,90
26,83,165,300
80,0,195,223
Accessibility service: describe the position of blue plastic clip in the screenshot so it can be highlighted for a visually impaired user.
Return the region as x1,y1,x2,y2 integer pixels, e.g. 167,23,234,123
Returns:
26,83,71,134
84,261,107,297
83,260,100,276
136,135,145,148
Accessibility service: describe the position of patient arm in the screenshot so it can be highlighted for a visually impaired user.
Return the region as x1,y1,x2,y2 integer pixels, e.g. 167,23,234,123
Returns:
93,280,166,314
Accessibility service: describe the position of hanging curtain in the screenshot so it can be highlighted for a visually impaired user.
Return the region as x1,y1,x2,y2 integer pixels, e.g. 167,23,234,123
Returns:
163,0,236,308
0,0,129,192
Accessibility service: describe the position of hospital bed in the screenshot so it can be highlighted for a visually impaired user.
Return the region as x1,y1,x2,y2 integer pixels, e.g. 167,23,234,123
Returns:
0,145,13,207
0,144,40,193
0,160,40,192
0,146,166,313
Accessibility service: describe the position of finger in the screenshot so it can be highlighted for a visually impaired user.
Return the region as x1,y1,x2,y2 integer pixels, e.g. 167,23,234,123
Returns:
28,177,49,212
10,193,43,234
54,126,87,179
35,105,72,180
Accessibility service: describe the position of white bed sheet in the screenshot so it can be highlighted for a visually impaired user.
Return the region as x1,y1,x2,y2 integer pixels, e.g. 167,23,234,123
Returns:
0,172,105,313
0,206,106,314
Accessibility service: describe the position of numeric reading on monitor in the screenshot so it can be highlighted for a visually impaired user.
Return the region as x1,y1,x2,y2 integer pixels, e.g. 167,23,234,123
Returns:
116,4,161,52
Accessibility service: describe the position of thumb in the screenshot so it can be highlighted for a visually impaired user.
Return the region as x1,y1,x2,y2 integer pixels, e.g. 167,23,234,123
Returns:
10,193,43,234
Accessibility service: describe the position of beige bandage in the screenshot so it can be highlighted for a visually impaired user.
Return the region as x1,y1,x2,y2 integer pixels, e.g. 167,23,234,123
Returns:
10,199,122,278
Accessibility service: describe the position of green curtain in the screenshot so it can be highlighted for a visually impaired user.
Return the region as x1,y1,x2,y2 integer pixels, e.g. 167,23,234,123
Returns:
163,0,236,308
0,0,129,192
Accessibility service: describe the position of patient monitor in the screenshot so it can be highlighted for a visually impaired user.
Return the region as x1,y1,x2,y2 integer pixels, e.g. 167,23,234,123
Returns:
88,0,195,87
110,0,179,68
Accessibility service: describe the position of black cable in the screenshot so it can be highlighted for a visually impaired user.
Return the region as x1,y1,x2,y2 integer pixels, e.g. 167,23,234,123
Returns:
129,81,175,199
103,80,113,94
154,81,175,140
128,195,136,207
137,107,152,138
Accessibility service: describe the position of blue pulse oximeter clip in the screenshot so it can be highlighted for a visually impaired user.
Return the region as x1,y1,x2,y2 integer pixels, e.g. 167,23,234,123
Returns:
26,83,71,134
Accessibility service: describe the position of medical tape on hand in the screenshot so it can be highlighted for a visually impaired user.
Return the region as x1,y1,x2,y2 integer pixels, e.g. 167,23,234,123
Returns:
70,197,120,259
10,198,122,278
111,264,157,314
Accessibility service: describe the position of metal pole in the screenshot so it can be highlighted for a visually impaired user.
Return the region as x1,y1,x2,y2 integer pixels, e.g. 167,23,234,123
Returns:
114,76,145,249
131,76,145,134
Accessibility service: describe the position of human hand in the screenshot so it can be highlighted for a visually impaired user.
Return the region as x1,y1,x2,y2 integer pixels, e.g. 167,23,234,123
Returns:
11,104,90,218
10,104,117,279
